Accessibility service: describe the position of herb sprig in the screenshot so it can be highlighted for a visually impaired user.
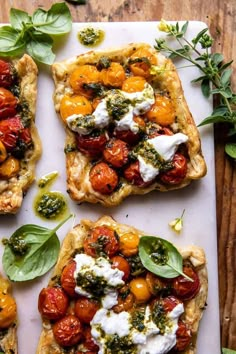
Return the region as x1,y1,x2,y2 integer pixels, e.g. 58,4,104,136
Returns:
0,3,72,64
155,20,236,159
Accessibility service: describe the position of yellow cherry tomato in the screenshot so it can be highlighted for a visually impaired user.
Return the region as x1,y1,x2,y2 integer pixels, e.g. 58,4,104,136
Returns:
0,140,7,163
146,95,175,126
129,48,157,78
69,65,101,98
119,232,140,256
101,62,126,87
0,292,17,328
129,277,152,303
122,76,147,93
60,95,93,122
0,156,20,179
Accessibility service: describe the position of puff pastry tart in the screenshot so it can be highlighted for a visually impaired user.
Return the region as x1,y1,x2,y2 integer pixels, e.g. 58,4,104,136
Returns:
0,55,41,214
0,273,18,354
37,215,208,354
52,43,207,206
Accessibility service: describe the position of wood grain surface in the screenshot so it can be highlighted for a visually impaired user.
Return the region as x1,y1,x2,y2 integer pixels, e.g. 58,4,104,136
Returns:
1,0,236,351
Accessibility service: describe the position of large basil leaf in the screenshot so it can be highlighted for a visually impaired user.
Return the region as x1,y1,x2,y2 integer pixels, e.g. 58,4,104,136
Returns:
26,31,55,65
10,8,32,30
139,236,192,280
0,26,25,57
32,3,72,35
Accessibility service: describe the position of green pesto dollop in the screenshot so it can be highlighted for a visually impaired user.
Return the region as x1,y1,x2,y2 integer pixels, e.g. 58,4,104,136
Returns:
34,191,68,221
3,234,29,257
78,26,105,47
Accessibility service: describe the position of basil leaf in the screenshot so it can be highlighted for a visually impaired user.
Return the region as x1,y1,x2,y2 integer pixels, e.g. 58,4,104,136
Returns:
225,143,236,159
222,349,236,354
0,26,25,57
139,236,192,280
10,8,32,30
26,31,55,65
32,3,72,35
2,214,72,281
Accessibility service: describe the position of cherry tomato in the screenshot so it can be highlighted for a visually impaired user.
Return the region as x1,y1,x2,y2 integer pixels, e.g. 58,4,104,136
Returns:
173,320,192,351
38,287,69,320
145,272,169,295
76,131,108,158
0,88,17,119
113,116,145,145
60,95,93,122
83,326,100,351
0,293,17,329
89,162,118,194
0,140,7,163
53,314,83,347
0,59,13,88
113,285,134,313
101,62,126,87
119,232,140,257
74,297,100,324
19,127,32,144
172,266,200,301
148,126,173,139
122,76,146,93
111,255,130,281
103,138,129,168
69,65,101,98
61,260,77,298
160,153,187,185
161,295,183,312
0,156,20,179
146,95,175,126
83,225,119,258
129,48,157,78
0,116,23,151
129,277,152,303
124,160,153,187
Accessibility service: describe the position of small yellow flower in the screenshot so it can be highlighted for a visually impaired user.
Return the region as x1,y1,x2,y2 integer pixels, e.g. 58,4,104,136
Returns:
169,209,185,233
158,19,171,33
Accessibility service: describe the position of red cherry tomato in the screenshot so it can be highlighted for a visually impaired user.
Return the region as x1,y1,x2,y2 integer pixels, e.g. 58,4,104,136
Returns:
148,126,173,139
103,138,129,168
173,320,192,351
161,295,183,312
61,260,77,298
19,127,32,144
83,326,99,351
38,287,69,320
74,297,100,324
89,162,119,194
172,266,200,301
0,60,13,88
111,255,130,281
123,160,153,187
53,314,82,347
160,153,187,185
83,225,119,258
0,116,23,151
0,88,17,119
76,131,108,158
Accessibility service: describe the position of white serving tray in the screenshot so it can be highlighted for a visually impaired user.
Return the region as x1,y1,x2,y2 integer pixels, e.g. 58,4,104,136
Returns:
0,22,220,354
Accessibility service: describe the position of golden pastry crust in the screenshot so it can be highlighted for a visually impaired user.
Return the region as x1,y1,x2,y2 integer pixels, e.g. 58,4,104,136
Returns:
0,54,41,214
52,43,207,207
37,215,208,354
0,274,18,354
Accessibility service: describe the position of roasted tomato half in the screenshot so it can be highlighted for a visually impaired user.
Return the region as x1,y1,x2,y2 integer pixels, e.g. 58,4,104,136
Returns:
38,287,69,320
83,225,119,258
0,60,13,88
160,153,187,185
172,265,200,301
76,131,108,158
89,162,118,194
0,88,17,119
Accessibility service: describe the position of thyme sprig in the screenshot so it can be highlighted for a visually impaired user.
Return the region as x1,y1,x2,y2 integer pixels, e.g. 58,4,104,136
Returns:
155,20,236,159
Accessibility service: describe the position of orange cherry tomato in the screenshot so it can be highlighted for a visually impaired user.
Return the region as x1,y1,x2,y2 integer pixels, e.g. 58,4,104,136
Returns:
0,292,17,329
101,62,126,87
0,156,20,179
111,255,130,281
69,65,101,98
160,153,187,185
0,59,13,88
0,140,7,163
60,95,93,122
38,287,69,320
129,277,152,303
103,138,129,168
83,225,119,258
146,95,175,126
172,266,200,301
129,48,157,78
61,260,77,298
53,314,83,347
122,76,146,93
76,131,108,158
74,297,100,324
89,162,118,195
173,320,192,352
0,88,17,119
119,232,140,257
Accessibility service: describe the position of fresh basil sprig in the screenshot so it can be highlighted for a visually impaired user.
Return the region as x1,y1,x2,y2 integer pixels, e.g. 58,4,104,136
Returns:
0,3,72,64
155,20,236,159
2,214,72,281
138,235,193,281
